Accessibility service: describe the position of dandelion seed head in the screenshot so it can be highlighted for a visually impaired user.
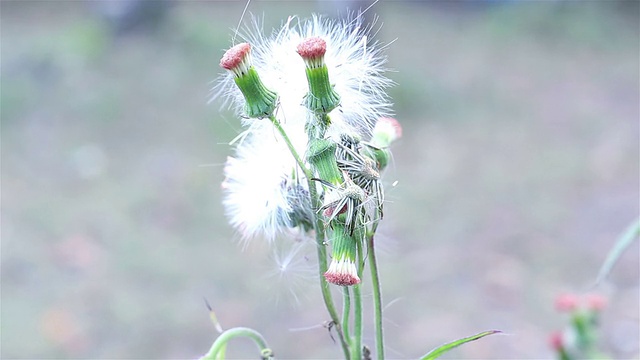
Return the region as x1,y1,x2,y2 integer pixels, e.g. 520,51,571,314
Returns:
215,13,393,243
222,133,300,243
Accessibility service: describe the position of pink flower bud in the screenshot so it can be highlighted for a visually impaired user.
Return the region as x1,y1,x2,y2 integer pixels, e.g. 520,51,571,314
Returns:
555,293,579,312
371,117,402,149
585,293,607,311
548,331,564,351
296,37,327,60
376,117,402,141
219,43,252,72
324,258,361,286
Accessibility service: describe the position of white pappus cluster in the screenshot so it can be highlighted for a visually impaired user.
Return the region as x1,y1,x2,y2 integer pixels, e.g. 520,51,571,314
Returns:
214,14,395,244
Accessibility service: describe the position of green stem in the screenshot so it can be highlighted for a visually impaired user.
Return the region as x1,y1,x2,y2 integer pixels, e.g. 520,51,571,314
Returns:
200,327,271,360
315,225,351,359
368,235,385,360
269,114,350,359
352,285,363,360
352,240,364,360
342,286,352,344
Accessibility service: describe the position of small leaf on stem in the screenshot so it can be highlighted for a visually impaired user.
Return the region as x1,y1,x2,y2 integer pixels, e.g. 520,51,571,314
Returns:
420,330,502,360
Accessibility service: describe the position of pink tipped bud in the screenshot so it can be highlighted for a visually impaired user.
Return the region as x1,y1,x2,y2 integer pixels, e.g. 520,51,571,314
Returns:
324,258,360,286
218,43,278,118
376,117,402,141
297,37,327,59
549,331,564,351
371,117,403,149
585,294,607,311
297,37,328,72
555,293,579,312
297,36,339,113
220,43,252,75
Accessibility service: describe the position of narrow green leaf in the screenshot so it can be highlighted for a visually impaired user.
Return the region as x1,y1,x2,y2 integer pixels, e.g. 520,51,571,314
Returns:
420,330,502,360
596,218,640,285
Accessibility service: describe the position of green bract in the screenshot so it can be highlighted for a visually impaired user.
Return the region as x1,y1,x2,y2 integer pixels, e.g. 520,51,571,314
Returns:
234,67,278,119
303,64,341,114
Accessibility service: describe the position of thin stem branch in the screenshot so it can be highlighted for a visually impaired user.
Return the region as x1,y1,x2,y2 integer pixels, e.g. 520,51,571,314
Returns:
268,114,350,359
200,327,271,360
368,235,385,360
268,115,312,180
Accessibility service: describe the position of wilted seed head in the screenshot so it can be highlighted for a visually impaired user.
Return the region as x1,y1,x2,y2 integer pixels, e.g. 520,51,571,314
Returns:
282,180,314,233
337,141,380,183
219,43,278,118
317,172,366,236
297,37,341,115
343,180,366,203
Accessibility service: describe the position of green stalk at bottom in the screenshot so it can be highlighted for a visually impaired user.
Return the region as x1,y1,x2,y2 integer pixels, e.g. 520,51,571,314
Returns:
351,239,364,360
342,286,352,344
352,283,363,360
368,235,385,360
315,227,351,359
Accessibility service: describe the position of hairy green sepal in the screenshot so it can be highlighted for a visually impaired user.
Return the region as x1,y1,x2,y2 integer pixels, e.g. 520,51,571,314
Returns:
307,138,342,185
234,67,277,118
303,64,340,114
331,222,357,263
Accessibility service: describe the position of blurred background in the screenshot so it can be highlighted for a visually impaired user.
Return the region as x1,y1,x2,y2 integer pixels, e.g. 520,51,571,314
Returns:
1,0,638,358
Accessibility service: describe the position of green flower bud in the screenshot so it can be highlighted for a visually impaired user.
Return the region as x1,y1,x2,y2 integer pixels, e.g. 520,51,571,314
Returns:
324,222,360,286
306,138,342,185
297,37,341,115
220,43,278,118
371,117,402,148
367,117,402,170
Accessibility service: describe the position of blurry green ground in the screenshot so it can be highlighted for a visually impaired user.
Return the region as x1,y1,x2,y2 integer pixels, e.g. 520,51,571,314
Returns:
1,1,638,359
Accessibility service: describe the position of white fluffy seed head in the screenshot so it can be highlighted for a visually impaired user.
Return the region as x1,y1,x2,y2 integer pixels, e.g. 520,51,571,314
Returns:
221,131,300,244
213,14,393,137
215,14,393,243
